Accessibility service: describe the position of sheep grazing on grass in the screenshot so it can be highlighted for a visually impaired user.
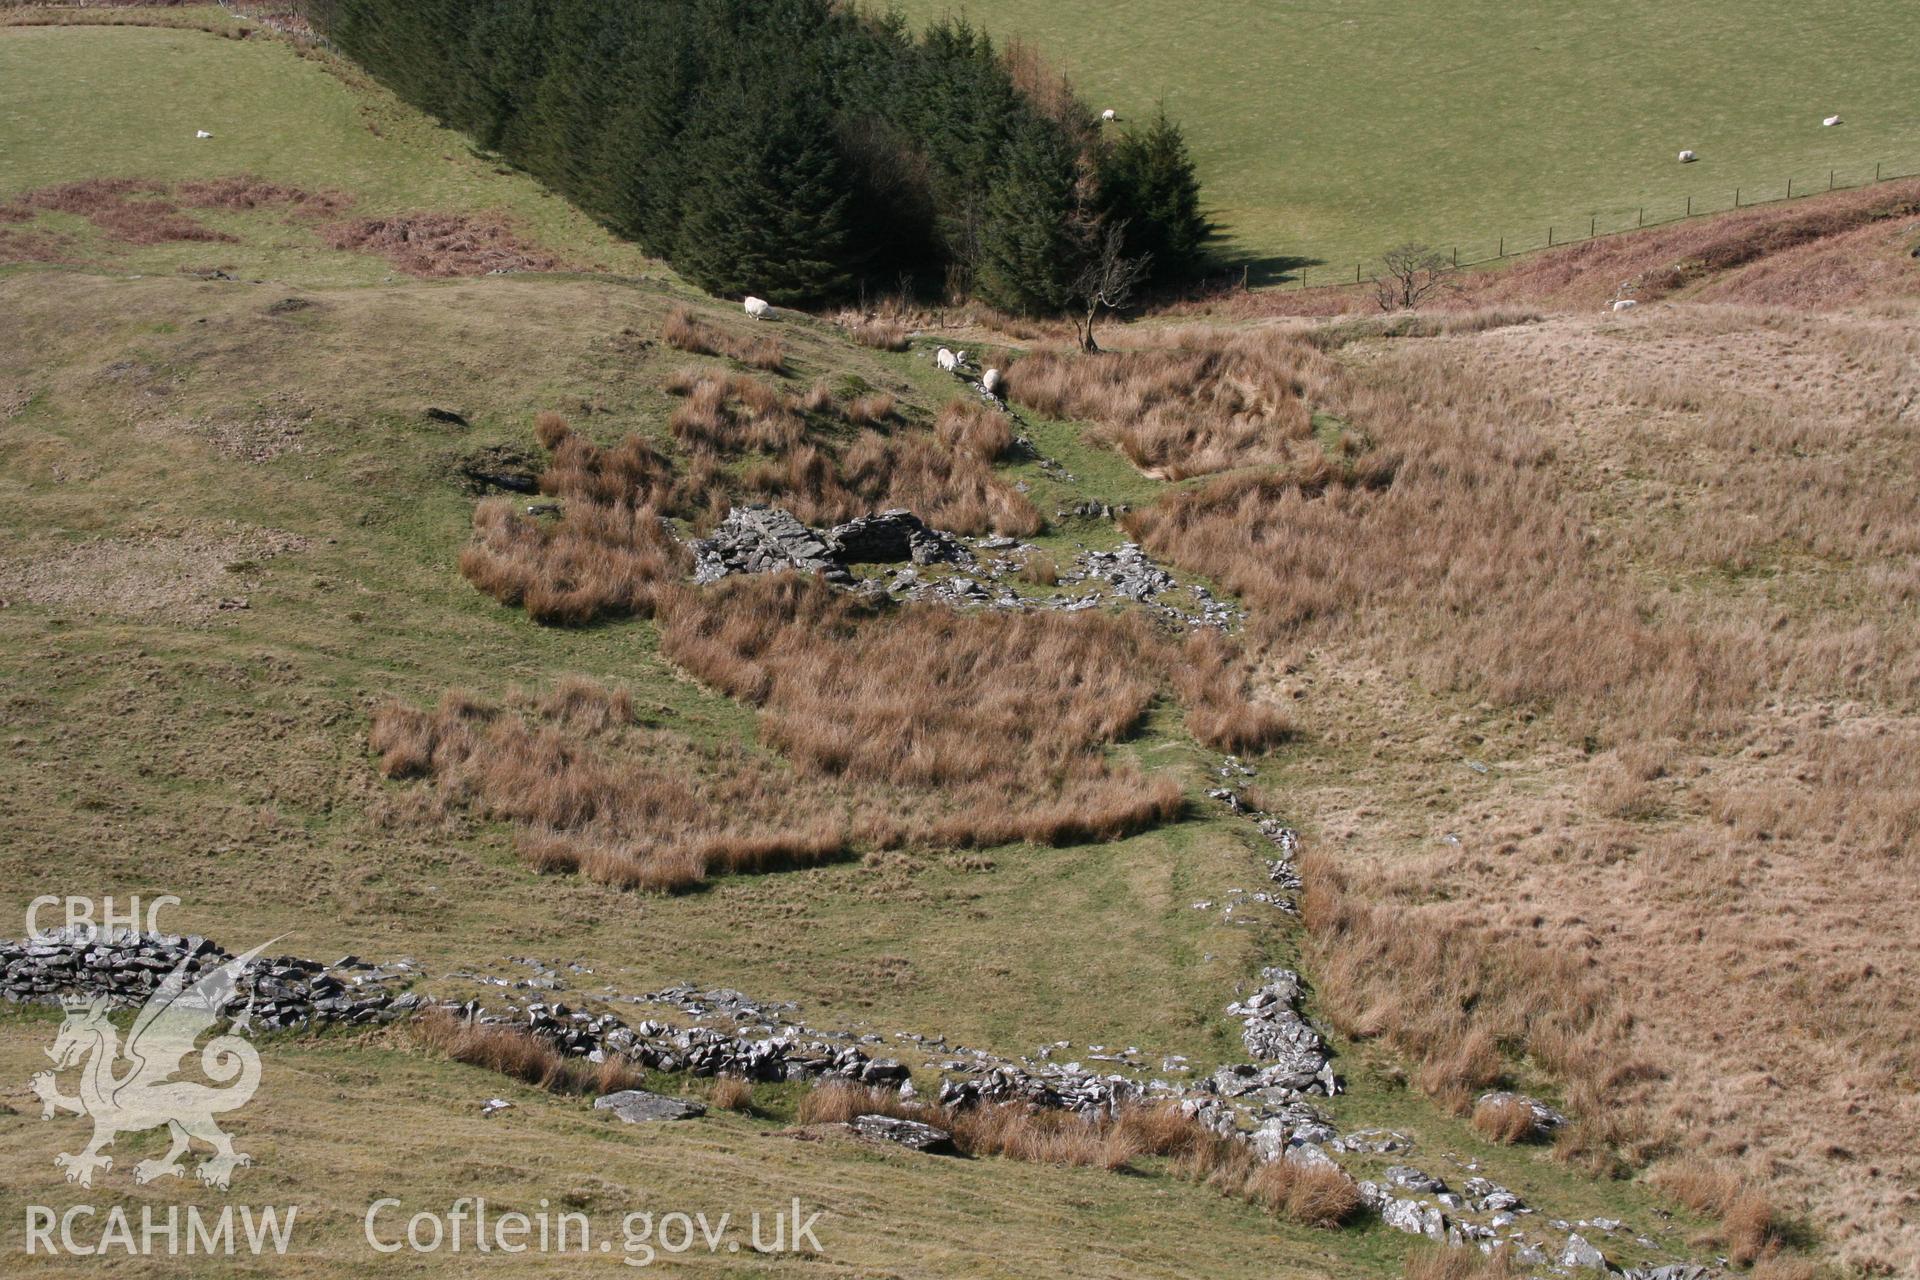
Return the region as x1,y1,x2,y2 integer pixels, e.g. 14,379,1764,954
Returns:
1823,115,1842,127
195,130,213,140
1611,299,1638,312
981,367,1002,396
743,296,771,320
1678,149,1697,163
1101,109,1118,122
936,347,960,372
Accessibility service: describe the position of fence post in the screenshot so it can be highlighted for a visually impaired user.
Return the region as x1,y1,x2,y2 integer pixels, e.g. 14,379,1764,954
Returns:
1786,177,1792,197
1548,225,1554,246
1686,195,1692,217
1355,263,1361,284
1638,207,1644,227
1875,162,1881,182
1829,169,1835,191
1589,216,1596,238
1498,236,1504,257
1734,187,1740,207
1452,246,1458,267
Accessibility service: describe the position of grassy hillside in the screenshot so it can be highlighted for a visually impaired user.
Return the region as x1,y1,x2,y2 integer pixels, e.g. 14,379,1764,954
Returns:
891,0,1920,276
0,16,1722,1276
3,9,1912,1276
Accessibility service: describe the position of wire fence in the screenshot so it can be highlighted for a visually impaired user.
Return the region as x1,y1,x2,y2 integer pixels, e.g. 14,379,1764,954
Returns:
1290,157,1920,291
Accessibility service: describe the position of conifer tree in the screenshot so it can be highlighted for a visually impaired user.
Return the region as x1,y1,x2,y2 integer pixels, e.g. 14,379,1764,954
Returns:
1099,106,1212,286
975,116,1087,314
671,71,857,304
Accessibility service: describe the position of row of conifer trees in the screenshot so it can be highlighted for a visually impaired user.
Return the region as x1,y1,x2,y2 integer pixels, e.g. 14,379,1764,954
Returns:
317,0,1211,309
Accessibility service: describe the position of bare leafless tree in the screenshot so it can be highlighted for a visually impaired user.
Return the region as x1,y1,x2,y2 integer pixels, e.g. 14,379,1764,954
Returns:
1373,242,1457,312
1072,221,1153,352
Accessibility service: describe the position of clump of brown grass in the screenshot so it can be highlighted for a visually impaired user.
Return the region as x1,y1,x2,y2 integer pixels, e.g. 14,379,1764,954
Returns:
1243,1159,1365,1228
1017,552,1059,587
838,314,911,351
1124,335,1746,742
1400,1244,1516,1280
414,1009,646,1095
798,379,835,414
740,430,1040,536
797,1086,1357,1219
371,681,850,893
378,583,1186,888
1297,845,1656,1165
532,409,572,450
1652,1159,1784,1266
1173,630,1293,754
796,1082,914,1126
708,1076,754,1113
1007,329,1317,478
458,496,688,625
838,431,1040,535
663,305,785,371
1471,1094,1542,1145
933,399,1015,462
845,391,897,426
670,373,806,454
957,1104,1140,1171
322,213,566,277
1142,1110,1361,1228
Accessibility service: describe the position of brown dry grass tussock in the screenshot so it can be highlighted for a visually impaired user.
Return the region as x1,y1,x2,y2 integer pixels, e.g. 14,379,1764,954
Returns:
797,1085,1361,1226
663,305,785,371
1007,329,1317,478
414,1009,648,1096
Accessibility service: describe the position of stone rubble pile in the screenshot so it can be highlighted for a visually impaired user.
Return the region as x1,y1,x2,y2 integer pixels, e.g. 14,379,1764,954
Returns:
691,505,854,585
0,929,421,1032
686,504,1236,629
831,510,971,568
934,1061,1146,1115
691,506,972,587
463,997,906,1086
1225,968,1340,1096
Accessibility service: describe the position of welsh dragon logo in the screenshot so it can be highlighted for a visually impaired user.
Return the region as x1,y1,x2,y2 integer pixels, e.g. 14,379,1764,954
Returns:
29,939,275,1189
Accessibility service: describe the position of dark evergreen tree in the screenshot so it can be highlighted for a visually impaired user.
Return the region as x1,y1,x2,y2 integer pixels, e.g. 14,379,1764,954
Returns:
975,116,1087,314
671,70,857,304
1099,106,1212,286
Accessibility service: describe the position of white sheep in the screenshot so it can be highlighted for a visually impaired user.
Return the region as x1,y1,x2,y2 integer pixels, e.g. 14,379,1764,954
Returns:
936,347,958,372
195,130,213,140
743,296,771,320
1822,115,1842,127
981,367,1002,395
1101,109,1118,122
1611,299,1638,312
1678,149,1697,163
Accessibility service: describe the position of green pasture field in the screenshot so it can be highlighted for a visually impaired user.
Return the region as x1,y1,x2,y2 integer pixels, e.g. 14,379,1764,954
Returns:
891,0,1920,280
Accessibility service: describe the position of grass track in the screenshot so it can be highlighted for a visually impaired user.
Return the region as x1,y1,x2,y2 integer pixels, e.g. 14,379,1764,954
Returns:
891,0,1920,277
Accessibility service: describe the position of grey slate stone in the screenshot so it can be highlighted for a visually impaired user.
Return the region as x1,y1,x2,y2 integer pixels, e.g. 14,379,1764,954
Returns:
850,1114,955,1153
593,1090,707,1123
